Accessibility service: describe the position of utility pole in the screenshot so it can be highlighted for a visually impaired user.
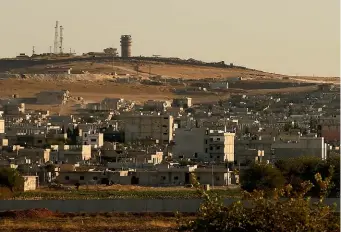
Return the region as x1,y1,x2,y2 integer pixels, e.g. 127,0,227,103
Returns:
211,163,214,189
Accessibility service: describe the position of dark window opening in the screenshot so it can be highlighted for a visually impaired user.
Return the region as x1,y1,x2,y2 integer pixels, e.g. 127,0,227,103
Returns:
65,176,69,180
80,176,84,180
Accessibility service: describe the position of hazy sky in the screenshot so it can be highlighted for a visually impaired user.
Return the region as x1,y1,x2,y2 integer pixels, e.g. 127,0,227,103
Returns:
0,0,339,76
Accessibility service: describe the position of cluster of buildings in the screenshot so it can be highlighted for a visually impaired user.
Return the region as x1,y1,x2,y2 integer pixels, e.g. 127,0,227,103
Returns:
0,83,339,189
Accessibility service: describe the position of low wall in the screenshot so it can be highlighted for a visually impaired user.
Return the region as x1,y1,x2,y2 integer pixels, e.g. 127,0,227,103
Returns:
0,198,339,213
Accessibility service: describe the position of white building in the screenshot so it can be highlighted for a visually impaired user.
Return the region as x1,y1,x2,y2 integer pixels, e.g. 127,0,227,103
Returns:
0,119,4,134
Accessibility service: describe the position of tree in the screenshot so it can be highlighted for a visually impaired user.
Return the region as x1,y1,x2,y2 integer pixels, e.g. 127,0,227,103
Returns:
275,156,338,197
0,168,24,192
241,163,285,194
177,174,339,232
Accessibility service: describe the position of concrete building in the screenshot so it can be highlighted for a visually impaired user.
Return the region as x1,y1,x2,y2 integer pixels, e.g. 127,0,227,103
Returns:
209,81,228,90
120,35,132,58
46,67,72,74
123,114,174,144
50,145,92,164
272,136,327,160
172,97,192,108
143,100,171,112
18,148,51,164
0,119,4,134
205,130,235,163
3,103,25,115
101,98,124,111
36,90,70,105
22,176,38,191
81,130,104,148
173,128,235,162
173,127,207,160
318,116,340,143
57,170,129,185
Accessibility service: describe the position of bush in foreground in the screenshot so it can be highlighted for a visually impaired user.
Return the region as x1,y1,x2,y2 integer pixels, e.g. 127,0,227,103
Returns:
177,174,339,232
240,163,285,194
0,168,24,192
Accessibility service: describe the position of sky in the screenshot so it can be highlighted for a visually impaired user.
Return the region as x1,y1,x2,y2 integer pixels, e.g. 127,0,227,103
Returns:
0,0,339,77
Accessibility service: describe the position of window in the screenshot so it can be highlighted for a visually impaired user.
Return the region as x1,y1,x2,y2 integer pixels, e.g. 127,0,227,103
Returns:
210,138,213,142
164,117,168,120
163,133,167,135
174,176,179,180
80,176,84,180
161,176,166,180
210,146,213,150
216,176,220,181
194,152,198,158
37,140,43,144
162,125,167,128
217,138,220,141
197,177,201,181
65,176,69,180
90,139,97,142
84,133,87,137
216,146,221,150
205,148,208,153
205,139,208,144
93,176,98,180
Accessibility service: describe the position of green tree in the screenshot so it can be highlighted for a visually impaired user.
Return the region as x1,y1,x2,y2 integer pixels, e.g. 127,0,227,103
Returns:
275,156,338,197
0,168,24,192
177,174,339,232
241,163,285,194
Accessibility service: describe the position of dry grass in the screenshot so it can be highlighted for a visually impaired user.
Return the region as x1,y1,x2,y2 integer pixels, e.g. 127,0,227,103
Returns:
0,214,182,232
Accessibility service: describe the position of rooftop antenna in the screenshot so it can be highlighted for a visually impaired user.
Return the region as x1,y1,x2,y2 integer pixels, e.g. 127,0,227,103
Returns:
54,21,59,54
32,46,35,56
59,25,64,54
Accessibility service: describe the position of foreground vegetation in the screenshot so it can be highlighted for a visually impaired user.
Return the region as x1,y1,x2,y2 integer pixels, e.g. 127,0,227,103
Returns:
177,173,340,232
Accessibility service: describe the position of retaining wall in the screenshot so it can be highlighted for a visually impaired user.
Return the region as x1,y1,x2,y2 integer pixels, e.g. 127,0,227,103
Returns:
0,198,338,213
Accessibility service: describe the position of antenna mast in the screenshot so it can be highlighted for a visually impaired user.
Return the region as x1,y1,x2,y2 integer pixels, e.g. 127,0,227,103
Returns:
59,25,64,54
54,21,59,54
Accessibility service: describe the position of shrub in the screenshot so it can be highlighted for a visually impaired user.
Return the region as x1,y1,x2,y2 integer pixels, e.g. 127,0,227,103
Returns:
177,174,339,232
240,163,285,194
0,168,24,192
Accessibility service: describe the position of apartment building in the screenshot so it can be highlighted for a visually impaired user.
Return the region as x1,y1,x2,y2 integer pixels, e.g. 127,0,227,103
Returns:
123,114,173,144
173,128,235,162
204,130,235,163
81,130,104,148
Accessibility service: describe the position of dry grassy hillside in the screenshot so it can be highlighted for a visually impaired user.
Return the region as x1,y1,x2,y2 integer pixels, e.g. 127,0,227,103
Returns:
0,59,338,115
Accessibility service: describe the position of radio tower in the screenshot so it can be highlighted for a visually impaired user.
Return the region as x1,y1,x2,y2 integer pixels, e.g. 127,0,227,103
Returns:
59,25,64,54
53,21,59,54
